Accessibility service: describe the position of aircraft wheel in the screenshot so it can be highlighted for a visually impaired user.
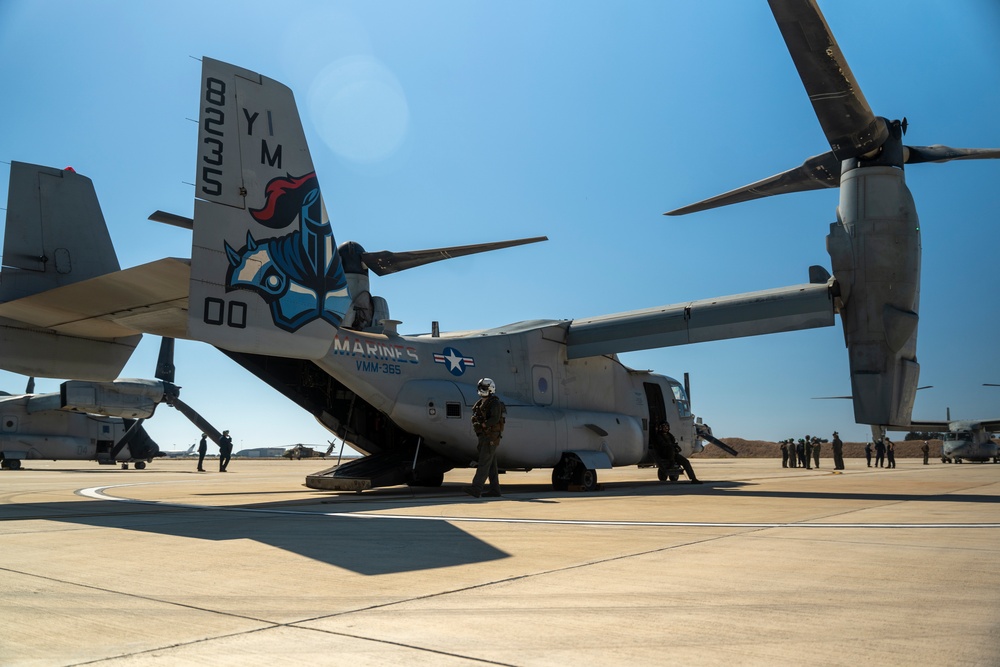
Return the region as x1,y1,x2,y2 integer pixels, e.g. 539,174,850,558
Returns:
657,467,668,482
0,460,8,470
408,471,444,488
669,473,679,482
134,461,146,470
121,463,129,469
578,468,598,492
551,467,569,491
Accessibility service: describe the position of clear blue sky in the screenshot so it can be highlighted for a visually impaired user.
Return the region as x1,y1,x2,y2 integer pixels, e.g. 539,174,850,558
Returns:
2,1,998,451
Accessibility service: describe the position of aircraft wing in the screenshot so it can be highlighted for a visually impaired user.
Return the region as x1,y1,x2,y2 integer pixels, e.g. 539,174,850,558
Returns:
566,280,834,359
0,258,190,340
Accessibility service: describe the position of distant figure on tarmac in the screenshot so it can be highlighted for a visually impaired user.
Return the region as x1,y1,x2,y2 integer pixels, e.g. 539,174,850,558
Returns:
780,441,789,468
921,441,930,465
812,438,821,468
874,438,886,468
197,433,208,472
831,431,844,470
788,440,797,468
886,438,896,468
865,441,873,467
803,435,812,469
218,430,233,472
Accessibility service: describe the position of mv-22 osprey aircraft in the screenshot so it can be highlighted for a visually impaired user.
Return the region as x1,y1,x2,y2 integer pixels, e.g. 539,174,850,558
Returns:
0,0,996,490
0,339,219,470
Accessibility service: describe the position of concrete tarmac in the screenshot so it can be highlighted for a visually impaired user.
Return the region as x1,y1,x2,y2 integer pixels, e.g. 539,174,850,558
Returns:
1,457,998,666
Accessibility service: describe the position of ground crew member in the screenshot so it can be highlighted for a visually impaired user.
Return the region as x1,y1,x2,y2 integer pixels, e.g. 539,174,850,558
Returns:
886,438,896,468
780,441,789,468
218,430,233,472
464,378,505,498
197,433,208,472
874,438,886,468
812,438,822,468
921,441,930,465
653,420,701,484
803,435,812,469
832,431,844,470
865,441,873,467
795,439,805,468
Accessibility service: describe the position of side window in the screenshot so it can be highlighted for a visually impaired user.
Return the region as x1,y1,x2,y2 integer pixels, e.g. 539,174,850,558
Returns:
669,382,691,418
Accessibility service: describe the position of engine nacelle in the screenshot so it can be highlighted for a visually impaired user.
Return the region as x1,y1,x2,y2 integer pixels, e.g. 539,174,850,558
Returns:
60,379,167,418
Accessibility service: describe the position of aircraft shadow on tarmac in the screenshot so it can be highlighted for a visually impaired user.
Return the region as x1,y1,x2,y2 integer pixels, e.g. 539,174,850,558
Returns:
2,498,509,576
4,478,994,576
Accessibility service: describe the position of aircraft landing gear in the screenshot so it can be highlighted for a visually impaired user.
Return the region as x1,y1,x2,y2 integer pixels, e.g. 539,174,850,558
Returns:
578,467,598,492
551,454,598,492
657,466,680,482
121,463,129,469
1,459,21,470
134,461,146,470
407,470,444,488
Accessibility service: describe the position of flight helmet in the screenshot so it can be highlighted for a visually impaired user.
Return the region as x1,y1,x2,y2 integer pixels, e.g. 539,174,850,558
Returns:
477,378,496,397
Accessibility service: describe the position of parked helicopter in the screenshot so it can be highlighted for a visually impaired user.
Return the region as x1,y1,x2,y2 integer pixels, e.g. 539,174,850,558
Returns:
282,443,335,460
0,1,995,491
0,339,220,470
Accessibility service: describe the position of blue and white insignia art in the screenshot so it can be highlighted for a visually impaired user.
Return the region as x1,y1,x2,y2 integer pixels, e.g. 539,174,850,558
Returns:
223,172,351,332
433,347,476,376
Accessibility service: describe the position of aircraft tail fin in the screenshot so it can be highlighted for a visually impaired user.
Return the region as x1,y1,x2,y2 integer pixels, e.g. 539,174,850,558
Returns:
1,162,121,302
188,57,348,359
0,163,140,380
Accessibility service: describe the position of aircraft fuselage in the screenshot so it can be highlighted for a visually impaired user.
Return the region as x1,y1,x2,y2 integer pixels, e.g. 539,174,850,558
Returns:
312,320,696,469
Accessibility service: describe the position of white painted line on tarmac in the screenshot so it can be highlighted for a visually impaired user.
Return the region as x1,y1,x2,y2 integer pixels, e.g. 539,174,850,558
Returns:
78,484,1000,529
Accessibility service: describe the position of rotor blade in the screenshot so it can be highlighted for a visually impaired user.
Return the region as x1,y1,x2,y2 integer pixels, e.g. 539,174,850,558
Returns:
904,145,1000,165
665,151,841,216
148,210,194,230
696,425,738,456
167,395,223,445
768,0,888,160
155,337,176,383
705,433,739,457
361,237,548,277
813,385,931,400
109,418,145,460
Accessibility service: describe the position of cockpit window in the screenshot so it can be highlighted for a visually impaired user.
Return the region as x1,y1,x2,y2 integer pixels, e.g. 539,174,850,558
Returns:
668,382,691,418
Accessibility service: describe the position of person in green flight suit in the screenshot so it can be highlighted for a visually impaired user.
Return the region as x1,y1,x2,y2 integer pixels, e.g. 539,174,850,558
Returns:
831,431,845,470
464,377,506,498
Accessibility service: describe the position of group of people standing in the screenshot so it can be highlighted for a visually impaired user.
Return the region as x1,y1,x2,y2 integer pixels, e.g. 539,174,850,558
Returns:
864,437,896,468
195,430,233,473
780,431,845,470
